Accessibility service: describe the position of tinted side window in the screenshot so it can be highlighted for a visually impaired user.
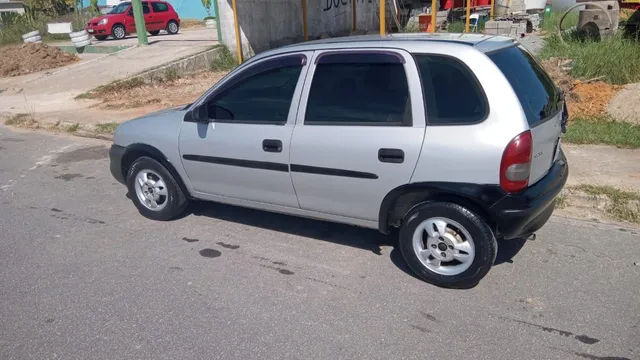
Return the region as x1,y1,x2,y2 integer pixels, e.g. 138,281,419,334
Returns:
488,46,559,126
142,2,150,14
208,65,303,124
152,2,168,12
305,53,411,126
414,54,488,125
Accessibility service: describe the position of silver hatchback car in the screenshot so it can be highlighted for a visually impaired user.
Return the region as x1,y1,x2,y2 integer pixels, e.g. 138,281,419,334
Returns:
110,34,568,288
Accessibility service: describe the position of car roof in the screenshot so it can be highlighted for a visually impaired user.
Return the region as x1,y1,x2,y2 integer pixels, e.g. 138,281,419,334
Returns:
252,33,517,61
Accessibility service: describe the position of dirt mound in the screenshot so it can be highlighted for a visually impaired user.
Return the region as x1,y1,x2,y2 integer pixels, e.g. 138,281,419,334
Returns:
0,43,79,77
569,80,620,119
542,58,620,119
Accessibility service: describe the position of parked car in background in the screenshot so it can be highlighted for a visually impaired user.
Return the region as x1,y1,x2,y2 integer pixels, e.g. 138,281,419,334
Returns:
85,0,180,40
109,34,568,288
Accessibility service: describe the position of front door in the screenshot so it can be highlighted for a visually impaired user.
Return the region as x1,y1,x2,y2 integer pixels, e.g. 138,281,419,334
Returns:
178,52,312,208
289,49,427,221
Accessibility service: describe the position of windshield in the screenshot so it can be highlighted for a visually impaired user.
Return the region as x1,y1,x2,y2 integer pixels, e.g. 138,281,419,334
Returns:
109,2,131,14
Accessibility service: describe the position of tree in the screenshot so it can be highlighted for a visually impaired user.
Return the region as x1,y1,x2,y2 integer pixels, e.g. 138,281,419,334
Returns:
201,0,212,18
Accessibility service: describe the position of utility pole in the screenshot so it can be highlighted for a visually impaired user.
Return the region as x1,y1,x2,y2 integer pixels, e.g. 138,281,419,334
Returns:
131,0,148,45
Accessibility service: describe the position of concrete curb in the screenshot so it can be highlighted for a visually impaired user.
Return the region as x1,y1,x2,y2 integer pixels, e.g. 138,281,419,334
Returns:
134,46,223,83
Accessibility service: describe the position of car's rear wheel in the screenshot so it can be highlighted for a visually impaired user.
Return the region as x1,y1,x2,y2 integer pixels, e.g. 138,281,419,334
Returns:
166,20,179,35
94,35,108,41
149,30,160,36
126,156,188,221
112,24,126,40
398,202,497,288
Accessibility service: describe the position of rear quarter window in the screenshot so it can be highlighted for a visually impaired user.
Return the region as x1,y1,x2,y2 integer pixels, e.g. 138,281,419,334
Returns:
414,54,488,125
487,46,561,126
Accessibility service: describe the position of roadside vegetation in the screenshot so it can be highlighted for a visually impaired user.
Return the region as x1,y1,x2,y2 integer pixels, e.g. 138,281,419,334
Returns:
210,45,237,72
0,3,96,46
564,116,640,148
563,185,640,224
540,33,640,85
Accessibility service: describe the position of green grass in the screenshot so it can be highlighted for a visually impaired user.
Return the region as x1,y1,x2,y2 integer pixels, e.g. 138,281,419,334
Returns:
564,117,640,148
210,46,237,72
94,122,119,134
570,184,640,223
0,12,95,46
540,10,579,33
539,33,640,85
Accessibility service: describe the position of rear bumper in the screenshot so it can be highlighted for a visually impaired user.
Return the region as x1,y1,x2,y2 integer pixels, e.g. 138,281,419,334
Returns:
490,152,569,239
109,144,126,185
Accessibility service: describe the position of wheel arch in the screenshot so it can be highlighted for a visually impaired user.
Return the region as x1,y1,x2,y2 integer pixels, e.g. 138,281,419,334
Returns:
121,143,190,197
378,182,505,234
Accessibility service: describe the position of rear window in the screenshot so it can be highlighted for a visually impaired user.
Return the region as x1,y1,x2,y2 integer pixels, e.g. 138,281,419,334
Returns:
414,54,488,125
488,46,560,126
152,2,168,12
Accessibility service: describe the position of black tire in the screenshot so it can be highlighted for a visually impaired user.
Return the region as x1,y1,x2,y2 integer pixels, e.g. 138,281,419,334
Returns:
111,24,126,40
166,20,179,35
149,30,160,36
94,35,108,41
398,202,497,289
126,156,188,221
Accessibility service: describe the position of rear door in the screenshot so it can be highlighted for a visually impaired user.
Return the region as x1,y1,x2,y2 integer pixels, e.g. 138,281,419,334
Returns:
150,1,171,29
487,45,564,185
141,2,157,31
289,49,426,221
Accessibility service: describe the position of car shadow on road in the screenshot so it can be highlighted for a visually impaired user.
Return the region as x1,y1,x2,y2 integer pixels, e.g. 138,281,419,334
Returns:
187,200,529,287
188,201,395,256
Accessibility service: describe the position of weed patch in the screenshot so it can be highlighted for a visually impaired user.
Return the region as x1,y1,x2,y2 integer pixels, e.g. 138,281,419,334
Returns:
94,122,119,134
4,113,39,128
211,46,237,72
569,185,640,223
65,123,80,133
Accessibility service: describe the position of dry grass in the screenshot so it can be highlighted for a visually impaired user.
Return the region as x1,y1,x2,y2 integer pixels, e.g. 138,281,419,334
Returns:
3,113,39,128
78,70,228,111
181,19,206,29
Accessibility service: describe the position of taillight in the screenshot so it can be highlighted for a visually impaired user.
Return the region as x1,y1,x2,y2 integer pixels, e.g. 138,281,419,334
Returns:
500,131,532,193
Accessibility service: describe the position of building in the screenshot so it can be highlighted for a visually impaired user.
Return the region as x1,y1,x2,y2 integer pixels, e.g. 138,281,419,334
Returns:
81,0,212,19
0,0,25,16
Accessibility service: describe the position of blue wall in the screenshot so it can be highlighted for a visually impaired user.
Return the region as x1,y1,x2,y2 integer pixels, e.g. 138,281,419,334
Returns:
82,0,214,19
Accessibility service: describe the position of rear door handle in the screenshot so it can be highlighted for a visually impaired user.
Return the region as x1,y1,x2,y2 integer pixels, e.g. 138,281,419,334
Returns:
378,148,404,163
262,139,282,153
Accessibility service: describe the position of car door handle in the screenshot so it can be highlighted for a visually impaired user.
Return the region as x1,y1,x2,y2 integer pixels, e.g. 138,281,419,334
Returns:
262,139,282,153
378,148,404,163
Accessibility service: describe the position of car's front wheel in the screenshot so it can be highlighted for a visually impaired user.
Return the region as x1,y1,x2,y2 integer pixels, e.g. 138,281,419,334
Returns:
398,202,497,288
111,24,126,40
126,156,188,221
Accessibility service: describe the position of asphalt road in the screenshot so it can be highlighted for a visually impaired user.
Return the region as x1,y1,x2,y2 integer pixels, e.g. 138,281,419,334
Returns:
0,125,638,360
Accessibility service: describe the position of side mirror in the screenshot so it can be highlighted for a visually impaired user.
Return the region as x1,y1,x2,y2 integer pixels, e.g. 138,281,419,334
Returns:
127,10,133,16
191,103,210,123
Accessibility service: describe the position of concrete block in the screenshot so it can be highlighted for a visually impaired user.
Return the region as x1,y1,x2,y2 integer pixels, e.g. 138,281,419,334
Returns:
47,22,72,34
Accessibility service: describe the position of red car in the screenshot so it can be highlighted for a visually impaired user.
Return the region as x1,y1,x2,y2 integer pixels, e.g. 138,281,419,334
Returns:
86,0,180,41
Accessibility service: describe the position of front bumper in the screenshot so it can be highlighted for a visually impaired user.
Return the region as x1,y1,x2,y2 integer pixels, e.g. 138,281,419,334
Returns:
85,24,110,36
109,144,126,185
490,152,569,240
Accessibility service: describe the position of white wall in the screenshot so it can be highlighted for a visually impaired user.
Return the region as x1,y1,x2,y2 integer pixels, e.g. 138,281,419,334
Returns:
218,0,379,57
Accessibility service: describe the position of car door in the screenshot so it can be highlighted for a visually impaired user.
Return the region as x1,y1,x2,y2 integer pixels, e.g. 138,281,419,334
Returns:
289,49,427,221
150,1,170,30
141,2,156,31
178,52,312,208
